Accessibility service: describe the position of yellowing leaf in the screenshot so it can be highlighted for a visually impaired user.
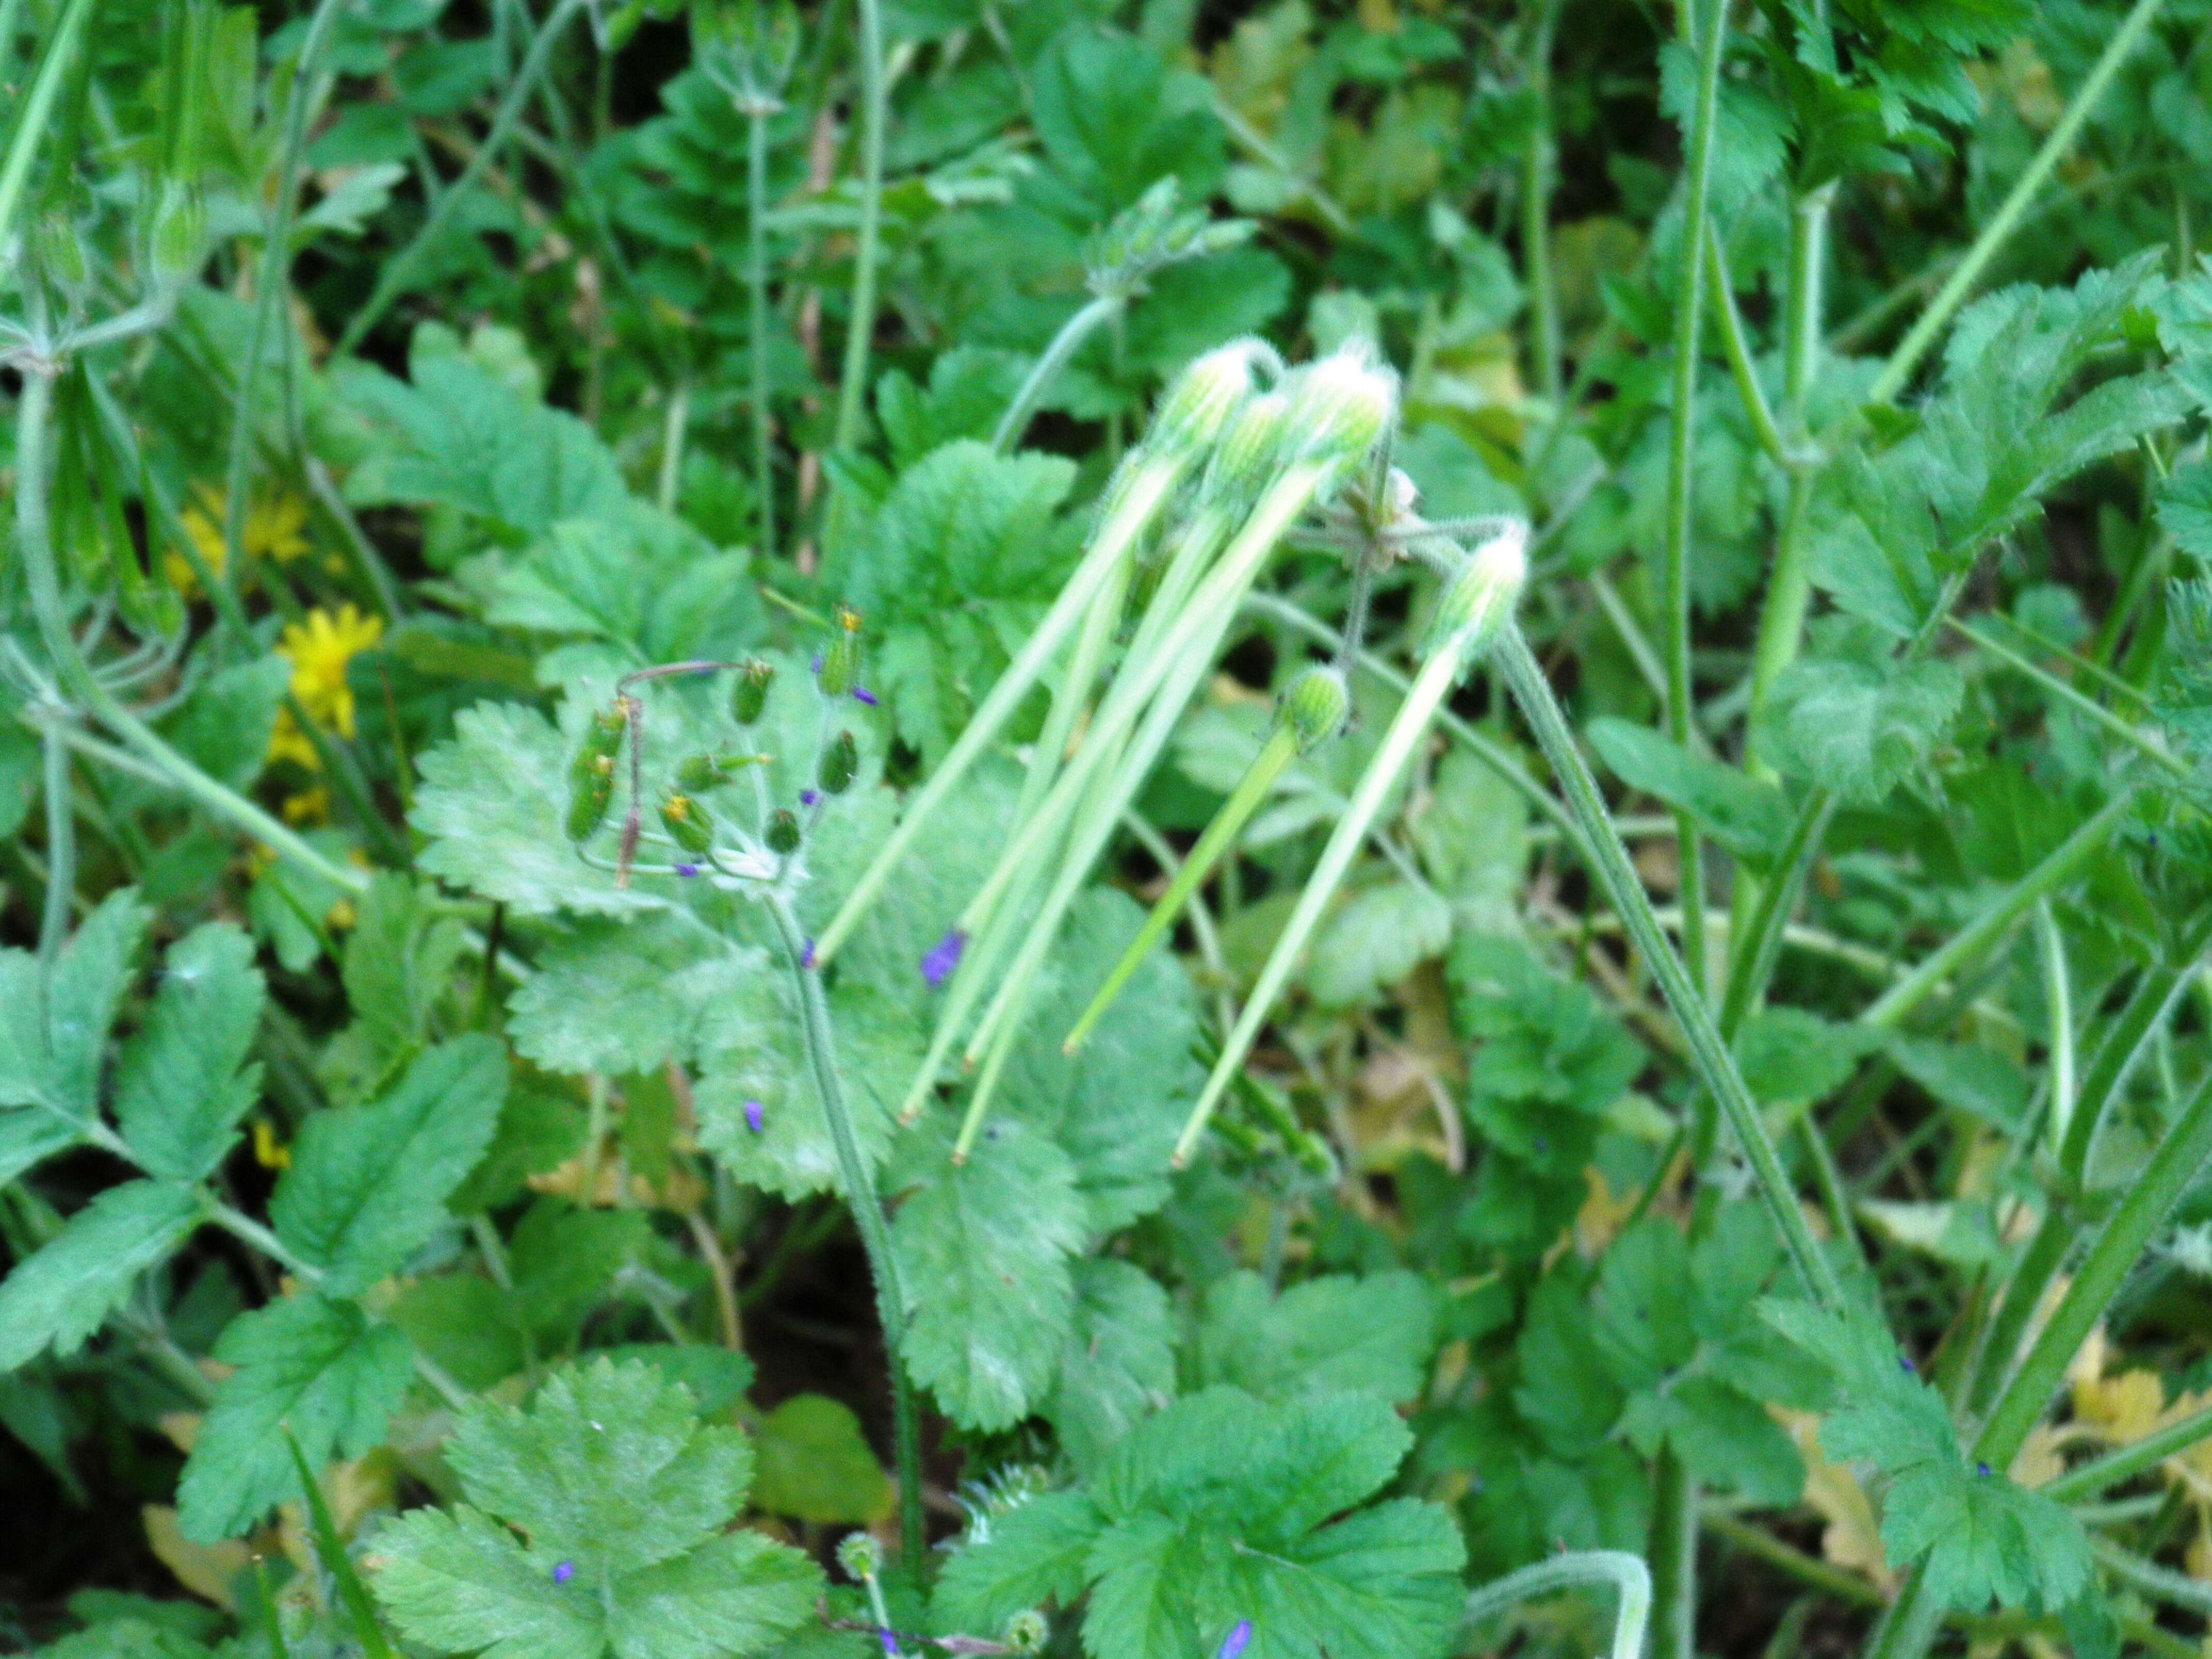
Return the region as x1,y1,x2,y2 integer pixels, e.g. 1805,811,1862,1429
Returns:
144,1504,251,1608
1777,1408,1893,1591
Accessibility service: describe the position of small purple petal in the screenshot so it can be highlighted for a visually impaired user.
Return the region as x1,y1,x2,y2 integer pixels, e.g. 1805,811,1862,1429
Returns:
553,1561,575,1585
920,929,966,988
744,1100,765,1134
1976,1461,1991,1477
851,686,879,706
801,788,821,807
1216,1621,1252,1659
801,938,817,970
877,1631,897,1657
675,863,700,877
1898,1355,1915,1374
811,648,825,675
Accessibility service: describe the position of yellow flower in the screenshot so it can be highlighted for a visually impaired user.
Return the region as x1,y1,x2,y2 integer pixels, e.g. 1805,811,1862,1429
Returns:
281,786,330,825
251,1120,291,1170
169,485,312,594
266,707,320,771
279,604,383,739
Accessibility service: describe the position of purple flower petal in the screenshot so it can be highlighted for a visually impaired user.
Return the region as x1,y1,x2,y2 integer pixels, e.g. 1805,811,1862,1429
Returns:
675,863,699,877
811,648,825,675
1975,1461,1991,1477
1216,1621,1251,1659
801,788,821,807
744,1100,765,1134
877,1631,897,1657
920,929,966,988
553,1561,575,1585
852,686,880,706
801,938,817,970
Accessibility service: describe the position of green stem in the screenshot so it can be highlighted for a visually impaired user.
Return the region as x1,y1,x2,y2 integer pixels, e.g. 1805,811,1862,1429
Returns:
1498,625,1844,1308
1065,726,1297,1054
1462,1551,1651,1659
831,0,885,448
1173,626,1475,1166
2033,900,2076,1149
2059,910,2212,1192
38,723,72,965
1648,1445,1698,1659
0,0,97,251
762,888,924,1578
1866,0,2167,403
1521,0,1563,408
814,451,1187,965
13,368,368,899
656,382,688,514
334,0,590,356
1861,787,2137,1031
2045,1398,2212,1502
993,291,1123,454
1660,0,1726,1003
1705,219,1787,468
747,102,778,559
1948,617,2186,775
218,0,348,605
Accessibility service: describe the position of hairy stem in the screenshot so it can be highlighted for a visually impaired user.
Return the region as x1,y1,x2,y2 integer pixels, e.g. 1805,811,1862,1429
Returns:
1520,0,1563,408
1463,1550,1651,1659
0,0,98,250
763,888,924,1577
994,292,1123,454
831,0,885,448
747,100,778,558
38,724,73,964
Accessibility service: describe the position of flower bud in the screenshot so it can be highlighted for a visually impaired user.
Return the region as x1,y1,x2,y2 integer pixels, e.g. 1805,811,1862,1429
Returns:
1201,390,1291,508
766,808,802,855
148,180,205,284
676,751,767,792
566,758,614,842
1005,1611,1048,1655
1275,665,1348,752
30,213,87,295
1152,339,1263,454
819,606,862,697
660,791,715,855
1283,345,1395,469
820,729,858,795
1423,521,1528,656
835,1532,882,1582
730,659,775,725
570,706,628,787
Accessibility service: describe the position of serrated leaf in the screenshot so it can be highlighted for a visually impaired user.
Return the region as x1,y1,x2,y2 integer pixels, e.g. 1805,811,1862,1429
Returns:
340,873,470,1080
934,1488,1106,1633
177,1293,412,1541
888,1115,1086,1432
0,1181,203,1371
272,1036,507,1294
1587,717,1792,864
0,890,148,1120
1753,638,1962,804
750,1394,891,1525
1194,1270,1438,1407
115,923,266,1180
1049,1258,1177,1474
511,915,773,1078
1301,881,1452,1007
371,1358,818,1659
1591,1219,1696,1393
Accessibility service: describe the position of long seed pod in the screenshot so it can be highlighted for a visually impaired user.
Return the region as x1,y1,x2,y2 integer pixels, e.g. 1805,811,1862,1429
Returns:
1063,667,1346,1053
1168,525,1526,1167
730,659,775,725
660,791,715,855
567,754,615,841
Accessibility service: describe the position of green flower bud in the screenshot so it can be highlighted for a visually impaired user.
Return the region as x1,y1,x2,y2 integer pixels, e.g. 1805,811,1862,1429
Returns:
148,180,205,283
1201,390,1291,509
677,750,769,791
819,606,862,697
566,757,614,842
660,791,715,855
1275,665,1349,752
1283,344,1396,470
30,213,86,294
1005,1611,1048,1655
835,1532,882,1583
820,729,858,795
1152,339,1265,454
1423,522,1528,656
767,808,802,855
730,659,775,725
571,706,628,786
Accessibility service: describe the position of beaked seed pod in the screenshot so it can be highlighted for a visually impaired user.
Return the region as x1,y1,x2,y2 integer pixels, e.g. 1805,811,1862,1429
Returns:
570,706,628,786
766,809,802,855
566,757,614,842
148,180,206,283
660,791,715,855
730,659,775,725
676,754,722,793
818,606,863,696
834,1532,882,1584
820,729,857,795
1152,339,1262,454
1284,344,1395,470
1276,666,1349,752
1203,391,1291,508
1423,521,1530,656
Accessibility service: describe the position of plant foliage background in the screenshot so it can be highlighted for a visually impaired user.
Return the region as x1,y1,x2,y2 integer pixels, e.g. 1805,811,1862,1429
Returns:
4,1,2212,1657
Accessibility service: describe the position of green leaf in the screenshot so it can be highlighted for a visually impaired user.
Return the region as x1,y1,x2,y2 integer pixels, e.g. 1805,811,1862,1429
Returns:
176,1293,414,1541
0,889,148,1119
1301,881,1452,1007
1080,1389,1466,1659
933,1489,1105,1633
888,1115,1087,1432
750,1394,892,1525
1734,1008,1874,1113
511,916,771,1078
1753,626,1963,804
0,1181,203,1371
1194,1270,1438,1407
115,923,266,1181
1590,1218,1696,1393
1048,1258,1176,1475
272,1036,507,1293
371,1358,819,1659
155,655,291,793
1587,717,1792,864
1028,25,1225,215
339,873,471,1082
